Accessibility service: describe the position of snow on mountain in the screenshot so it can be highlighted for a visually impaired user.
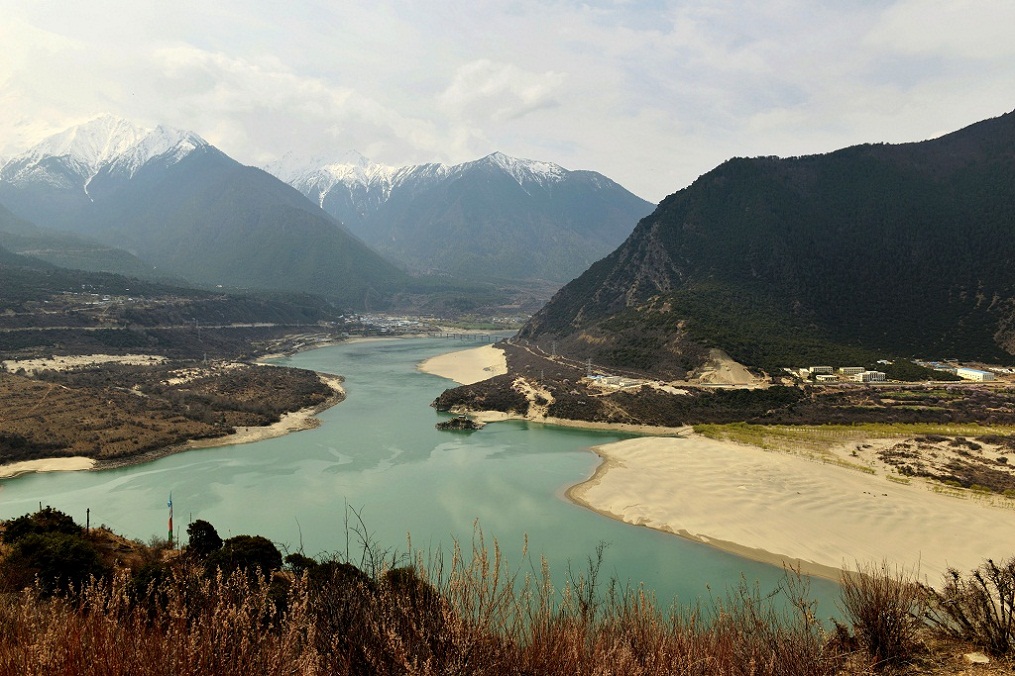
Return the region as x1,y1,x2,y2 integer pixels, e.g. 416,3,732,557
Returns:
265,150,573,211
468,151,567,189
0,114,208,191
263,149,654,284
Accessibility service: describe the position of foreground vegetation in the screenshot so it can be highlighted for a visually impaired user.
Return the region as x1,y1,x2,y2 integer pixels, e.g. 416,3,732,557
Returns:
2,508,1015,674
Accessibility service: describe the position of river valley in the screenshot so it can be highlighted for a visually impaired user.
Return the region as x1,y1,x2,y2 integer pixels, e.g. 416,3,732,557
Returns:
0,336,840,613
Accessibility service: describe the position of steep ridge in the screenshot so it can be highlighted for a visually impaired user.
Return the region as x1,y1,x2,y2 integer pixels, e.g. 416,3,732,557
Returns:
519,109,1015,376
268,152,655,284
0,203,158,278
0,116,405,308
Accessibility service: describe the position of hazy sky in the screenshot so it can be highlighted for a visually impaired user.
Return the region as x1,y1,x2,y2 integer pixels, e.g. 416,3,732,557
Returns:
2,0,1013,202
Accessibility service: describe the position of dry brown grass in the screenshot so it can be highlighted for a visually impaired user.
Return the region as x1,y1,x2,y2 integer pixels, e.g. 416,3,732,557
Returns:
6,518,1015,675
0,533,843,676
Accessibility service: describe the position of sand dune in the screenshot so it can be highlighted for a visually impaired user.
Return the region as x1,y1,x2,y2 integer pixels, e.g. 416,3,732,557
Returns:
568,435,1015,584
418,344,507,385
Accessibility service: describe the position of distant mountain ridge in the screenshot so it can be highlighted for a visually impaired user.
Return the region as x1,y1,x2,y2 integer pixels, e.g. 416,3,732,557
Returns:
267,151,655,284
519,109,1015,375
0,116,405,308
0,203,159,278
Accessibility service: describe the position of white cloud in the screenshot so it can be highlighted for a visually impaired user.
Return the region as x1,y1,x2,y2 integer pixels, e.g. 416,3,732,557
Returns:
866,0,1015,59
0,0,1013,201
440,60,566,123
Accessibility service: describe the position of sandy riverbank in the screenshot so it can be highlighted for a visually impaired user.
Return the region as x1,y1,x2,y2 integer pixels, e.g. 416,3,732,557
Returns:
0,457,97,479
418,344,508,385
568,435,1015,583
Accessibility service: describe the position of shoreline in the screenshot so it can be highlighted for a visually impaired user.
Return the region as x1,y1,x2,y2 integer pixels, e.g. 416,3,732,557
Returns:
566,435,1015,585
1,370,347,478
2,331,492,480
94,372,346,472
0,456,97,480
418,344,508,385
470,410,691,437
563,446,845,582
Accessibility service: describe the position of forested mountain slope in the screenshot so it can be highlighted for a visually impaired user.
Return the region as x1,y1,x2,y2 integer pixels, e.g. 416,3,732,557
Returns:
519,109,1015,375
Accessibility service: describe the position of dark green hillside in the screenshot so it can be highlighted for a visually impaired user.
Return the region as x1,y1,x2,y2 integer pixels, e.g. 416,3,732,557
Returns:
315,156,654,285
0,204,159,278
79,148,407,307
1,145,407,310
520,109,1015,374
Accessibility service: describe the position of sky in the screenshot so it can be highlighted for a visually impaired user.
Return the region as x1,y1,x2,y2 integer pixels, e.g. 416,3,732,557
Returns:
1,0,1014,203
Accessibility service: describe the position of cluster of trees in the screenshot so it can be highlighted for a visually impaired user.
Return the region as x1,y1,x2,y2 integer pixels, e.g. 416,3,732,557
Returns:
0,507,108,596
0,508,288,597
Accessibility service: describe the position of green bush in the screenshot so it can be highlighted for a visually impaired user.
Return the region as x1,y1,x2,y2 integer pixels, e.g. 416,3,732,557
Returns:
1,506,81,544
186,519,223,560
204,534,282,578
1,531,109,596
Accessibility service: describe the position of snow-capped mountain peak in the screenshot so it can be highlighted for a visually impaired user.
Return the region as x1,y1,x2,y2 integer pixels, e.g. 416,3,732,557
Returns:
478,151,567,185
1,115,208,187
29,114,148,170
267,150,569,204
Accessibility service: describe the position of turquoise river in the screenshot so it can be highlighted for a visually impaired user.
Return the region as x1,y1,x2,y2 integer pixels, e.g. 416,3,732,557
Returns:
0,336,840,614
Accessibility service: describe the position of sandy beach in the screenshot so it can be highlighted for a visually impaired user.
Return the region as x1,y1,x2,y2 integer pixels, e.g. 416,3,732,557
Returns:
418,344,507,385
0,457,96,479
568,435,1015,583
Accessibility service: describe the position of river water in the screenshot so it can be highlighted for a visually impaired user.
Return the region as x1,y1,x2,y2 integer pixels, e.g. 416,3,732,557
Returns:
0,336,840,614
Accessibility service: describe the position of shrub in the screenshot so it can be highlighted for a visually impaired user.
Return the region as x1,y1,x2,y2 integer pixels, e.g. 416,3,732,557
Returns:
1,531,109,596
205,534,282,578
924,557,1015,656
186,519,223,559
838,561,925,669
1,506,81,544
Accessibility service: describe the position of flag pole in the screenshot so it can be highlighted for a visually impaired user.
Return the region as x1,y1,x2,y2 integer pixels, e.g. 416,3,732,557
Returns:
167,492,174,548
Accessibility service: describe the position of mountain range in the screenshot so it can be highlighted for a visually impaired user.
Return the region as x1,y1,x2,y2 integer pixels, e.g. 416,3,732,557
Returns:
266,151,654,284
1,116,653,311
519,108,1015,375
0,115,404,308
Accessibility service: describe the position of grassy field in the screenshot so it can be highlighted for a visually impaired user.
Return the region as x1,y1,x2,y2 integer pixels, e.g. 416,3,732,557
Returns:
694,422,1015,454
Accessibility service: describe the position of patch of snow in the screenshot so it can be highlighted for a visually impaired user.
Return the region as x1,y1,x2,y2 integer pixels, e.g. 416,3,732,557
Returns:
0,114,208,187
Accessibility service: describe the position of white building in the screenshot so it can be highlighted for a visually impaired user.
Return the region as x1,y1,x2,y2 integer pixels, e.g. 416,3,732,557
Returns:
810,366,834,375
956,368,995,382
838,367,865,376
815,374,838,383
850,371,886,383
